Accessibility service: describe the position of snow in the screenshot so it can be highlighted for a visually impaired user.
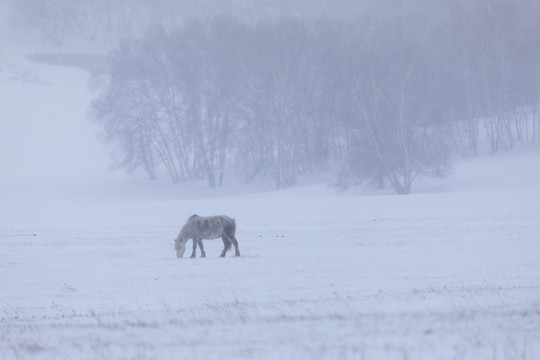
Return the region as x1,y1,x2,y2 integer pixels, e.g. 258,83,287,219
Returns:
1,35,540,360
2,167,540,359
0,41,115,192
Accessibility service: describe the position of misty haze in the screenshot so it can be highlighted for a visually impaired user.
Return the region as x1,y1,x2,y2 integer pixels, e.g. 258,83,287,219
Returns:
1,1,540,359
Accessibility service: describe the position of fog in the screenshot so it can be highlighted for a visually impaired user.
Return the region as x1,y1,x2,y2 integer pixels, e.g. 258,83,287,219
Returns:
1,0,539,196
0,61,108,185
2,2,540,358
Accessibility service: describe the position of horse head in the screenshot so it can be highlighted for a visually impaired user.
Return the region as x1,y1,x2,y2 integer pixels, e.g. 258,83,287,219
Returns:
174,236,187,258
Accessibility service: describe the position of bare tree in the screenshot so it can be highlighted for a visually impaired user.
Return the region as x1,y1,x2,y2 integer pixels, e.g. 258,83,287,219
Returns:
340,10,452,194
90,6,540,192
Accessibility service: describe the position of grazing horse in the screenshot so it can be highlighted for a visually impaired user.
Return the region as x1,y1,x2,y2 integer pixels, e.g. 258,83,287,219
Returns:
174,214,240,258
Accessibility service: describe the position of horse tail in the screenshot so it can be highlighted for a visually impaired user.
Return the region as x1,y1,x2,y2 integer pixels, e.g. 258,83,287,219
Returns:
223,217,236,240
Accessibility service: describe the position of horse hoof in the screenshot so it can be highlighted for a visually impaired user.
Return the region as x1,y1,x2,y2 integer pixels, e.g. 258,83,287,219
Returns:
190,255,196,259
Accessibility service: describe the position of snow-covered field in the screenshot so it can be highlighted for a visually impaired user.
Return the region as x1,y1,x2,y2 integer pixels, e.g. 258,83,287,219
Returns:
2,162,540,359
1,31,540,359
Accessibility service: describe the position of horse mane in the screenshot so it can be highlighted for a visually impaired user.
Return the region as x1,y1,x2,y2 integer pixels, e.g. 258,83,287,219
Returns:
178,214,198,240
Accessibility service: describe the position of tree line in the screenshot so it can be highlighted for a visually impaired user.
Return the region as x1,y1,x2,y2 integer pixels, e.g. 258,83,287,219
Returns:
8,0,365,45
91,1,540,193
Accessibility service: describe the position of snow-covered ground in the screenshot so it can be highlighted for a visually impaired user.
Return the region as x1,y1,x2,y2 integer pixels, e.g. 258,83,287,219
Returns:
2,154,540,359
1,36,540,359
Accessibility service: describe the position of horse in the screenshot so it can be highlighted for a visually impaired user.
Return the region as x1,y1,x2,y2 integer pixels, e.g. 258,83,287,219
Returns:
174,214,240,258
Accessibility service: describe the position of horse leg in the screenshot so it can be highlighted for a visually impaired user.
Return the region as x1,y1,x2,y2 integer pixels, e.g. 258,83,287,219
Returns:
223,221,240,257
230,236,240,257
197,239,206,258
190,239,197,258
220,236,232,257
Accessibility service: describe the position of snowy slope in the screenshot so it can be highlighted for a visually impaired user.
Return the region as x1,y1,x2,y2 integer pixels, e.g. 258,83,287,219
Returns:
1,37,540,359
0,38,121,199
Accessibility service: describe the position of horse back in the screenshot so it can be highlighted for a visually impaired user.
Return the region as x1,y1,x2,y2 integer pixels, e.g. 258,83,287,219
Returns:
185,215,235,239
